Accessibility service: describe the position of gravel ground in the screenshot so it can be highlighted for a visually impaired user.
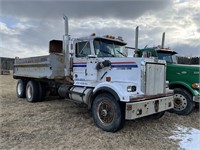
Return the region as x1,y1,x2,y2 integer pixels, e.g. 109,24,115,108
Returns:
0,75,199,150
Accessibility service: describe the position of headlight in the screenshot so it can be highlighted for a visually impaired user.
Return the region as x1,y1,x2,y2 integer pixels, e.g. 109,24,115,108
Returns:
127,86,136,92
192,83,200,89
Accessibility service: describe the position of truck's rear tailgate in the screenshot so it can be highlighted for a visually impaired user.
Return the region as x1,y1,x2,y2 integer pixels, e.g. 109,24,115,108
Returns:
13,53,65,79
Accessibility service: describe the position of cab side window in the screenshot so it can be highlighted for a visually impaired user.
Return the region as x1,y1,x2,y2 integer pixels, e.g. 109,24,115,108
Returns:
75,41,91,57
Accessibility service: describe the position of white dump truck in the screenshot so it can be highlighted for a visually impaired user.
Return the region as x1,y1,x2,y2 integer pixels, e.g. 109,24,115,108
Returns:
13,16,174,132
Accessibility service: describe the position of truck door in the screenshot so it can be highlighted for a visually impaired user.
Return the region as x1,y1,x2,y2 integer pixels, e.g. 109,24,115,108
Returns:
73,41,97,83
86,58,97,81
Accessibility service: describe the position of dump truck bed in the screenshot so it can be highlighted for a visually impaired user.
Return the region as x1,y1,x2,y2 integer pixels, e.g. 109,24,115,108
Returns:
13,53,65,79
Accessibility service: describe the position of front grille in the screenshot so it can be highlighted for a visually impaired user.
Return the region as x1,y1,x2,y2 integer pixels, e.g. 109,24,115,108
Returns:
145,63,165,95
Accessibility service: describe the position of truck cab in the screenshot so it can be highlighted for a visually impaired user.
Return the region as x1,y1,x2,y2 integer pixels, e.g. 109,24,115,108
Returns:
71,35,172,102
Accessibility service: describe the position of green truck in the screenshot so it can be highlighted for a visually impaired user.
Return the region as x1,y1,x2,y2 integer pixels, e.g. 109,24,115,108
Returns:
127,28,200,115
139,47,199,115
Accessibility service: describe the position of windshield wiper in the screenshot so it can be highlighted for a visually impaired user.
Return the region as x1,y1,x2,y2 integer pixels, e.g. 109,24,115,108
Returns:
117,50,126,57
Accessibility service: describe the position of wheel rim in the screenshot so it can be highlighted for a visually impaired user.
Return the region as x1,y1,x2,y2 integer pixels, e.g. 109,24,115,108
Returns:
173,94,187,111
97,100,114,125
27,85,33,99
17,82,22,95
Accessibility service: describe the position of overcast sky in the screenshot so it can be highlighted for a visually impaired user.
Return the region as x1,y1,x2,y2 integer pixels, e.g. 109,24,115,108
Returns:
0,0,200,58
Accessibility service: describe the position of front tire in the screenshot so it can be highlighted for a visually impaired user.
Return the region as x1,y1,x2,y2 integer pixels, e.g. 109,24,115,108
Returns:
26,80,40,102
171,88,195,115
92,93,125,132
16,79,27,98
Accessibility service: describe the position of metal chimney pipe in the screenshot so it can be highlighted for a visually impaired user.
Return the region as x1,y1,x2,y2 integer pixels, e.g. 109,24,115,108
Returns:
135,26,139,56
161,32,165,49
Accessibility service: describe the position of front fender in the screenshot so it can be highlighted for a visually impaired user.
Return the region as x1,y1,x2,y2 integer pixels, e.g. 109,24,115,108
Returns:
169,81,199,96
93,82,129,102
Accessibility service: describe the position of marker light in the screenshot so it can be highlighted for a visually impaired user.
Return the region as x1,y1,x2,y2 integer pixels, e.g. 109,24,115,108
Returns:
192,83,200,89
106,76,111,82
104,35,115,39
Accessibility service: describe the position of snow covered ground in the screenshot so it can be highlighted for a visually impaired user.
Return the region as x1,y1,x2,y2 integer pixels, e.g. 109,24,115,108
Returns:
169,125,200,150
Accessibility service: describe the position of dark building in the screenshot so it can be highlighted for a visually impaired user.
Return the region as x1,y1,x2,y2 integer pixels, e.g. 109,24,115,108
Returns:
0,57,14,75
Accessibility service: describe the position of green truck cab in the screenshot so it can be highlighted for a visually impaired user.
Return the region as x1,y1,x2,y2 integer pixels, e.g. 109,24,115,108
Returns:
139,47,200,115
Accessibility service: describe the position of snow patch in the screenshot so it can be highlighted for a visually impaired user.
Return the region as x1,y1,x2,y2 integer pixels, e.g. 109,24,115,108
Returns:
169,126,200,150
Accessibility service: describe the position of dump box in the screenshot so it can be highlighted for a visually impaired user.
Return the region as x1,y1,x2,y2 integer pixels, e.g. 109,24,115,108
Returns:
13,53,65,79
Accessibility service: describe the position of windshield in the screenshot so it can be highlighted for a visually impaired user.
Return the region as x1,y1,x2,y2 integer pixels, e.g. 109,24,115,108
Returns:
93,38,126,57
157,52,176,63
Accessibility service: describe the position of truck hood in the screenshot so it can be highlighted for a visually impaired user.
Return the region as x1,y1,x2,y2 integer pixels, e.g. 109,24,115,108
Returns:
166,63,200,84
168,63,200,69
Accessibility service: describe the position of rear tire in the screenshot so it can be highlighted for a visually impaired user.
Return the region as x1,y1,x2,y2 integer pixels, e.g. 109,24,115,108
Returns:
92,93,125,132
26,80,40,102
16,79,27,98
171,88,195,115
38,81,46,101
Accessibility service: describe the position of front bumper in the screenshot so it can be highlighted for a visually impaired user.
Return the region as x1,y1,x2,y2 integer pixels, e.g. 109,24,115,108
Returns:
193,95,200,102
125,96,174,120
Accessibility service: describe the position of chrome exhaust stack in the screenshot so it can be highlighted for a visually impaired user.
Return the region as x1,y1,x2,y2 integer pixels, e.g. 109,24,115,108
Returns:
134,26,139,57
63,15,70,76
63,15,69,36
161,32,165,49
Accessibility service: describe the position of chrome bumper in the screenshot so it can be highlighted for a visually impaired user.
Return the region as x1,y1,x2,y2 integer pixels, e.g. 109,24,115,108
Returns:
125,96,174,120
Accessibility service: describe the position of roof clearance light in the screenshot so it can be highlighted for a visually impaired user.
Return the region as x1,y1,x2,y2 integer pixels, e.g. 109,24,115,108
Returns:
104,35,115,39
105,35,109,38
